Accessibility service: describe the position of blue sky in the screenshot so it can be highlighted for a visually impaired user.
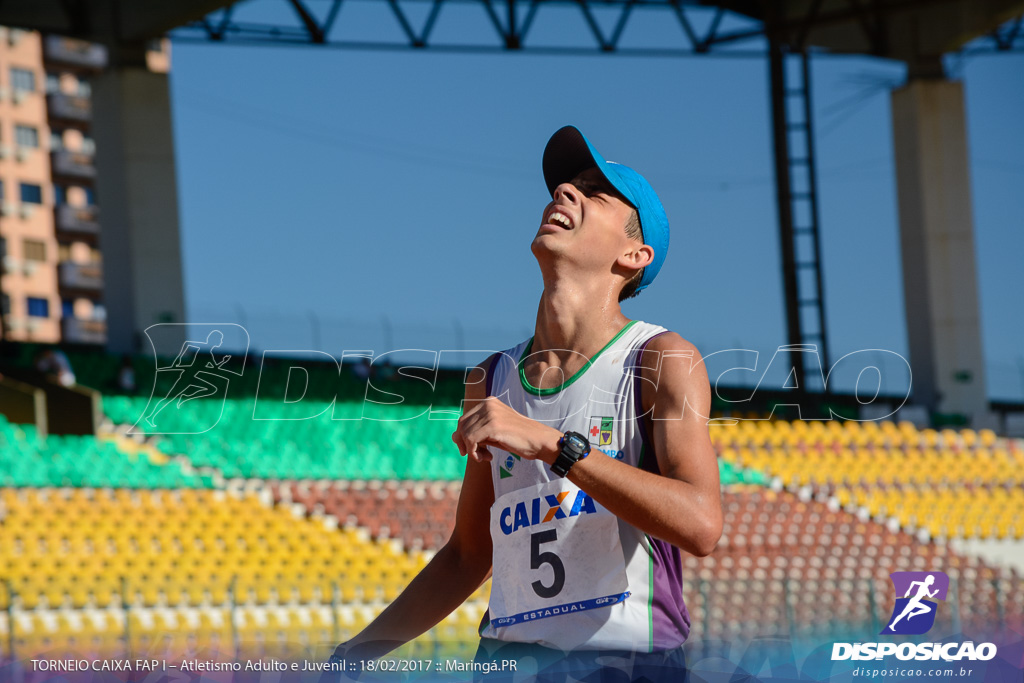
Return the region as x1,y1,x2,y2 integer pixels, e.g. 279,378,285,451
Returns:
167,11,1024,401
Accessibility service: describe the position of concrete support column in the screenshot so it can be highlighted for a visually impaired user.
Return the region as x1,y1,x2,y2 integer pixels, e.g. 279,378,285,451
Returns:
891,78,987,418
92,65,186,355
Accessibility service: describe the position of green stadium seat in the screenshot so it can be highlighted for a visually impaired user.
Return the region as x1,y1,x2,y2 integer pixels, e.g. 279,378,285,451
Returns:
0,414,210,489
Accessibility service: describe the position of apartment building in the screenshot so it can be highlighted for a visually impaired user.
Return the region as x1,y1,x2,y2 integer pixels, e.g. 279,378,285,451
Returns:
0,28,167,346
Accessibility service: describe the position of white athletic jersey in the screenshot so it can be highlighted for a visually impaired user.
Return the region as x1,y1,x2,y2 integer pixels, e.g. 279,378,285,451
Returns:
478,320,691,652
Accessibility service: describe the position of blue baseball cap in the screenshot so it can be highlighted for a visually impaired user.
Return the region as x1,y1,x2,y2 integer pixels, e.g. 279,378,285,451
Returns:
542,125,669,293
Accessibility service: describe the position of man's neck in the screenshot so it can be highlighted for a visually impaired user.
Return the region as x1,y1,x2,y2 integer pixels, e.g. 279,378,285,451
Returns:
531,279,631,363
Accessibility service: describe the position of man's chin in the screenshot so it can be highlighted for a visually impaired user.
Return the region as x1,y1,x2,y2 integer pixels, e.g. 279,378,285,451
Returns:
531,233,564,255
532,227,571,242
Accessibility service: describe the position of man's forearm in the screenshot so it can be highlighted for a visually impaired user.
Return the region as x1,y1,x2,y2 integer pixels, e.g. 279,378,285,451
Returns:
565,452,720,556
340,542,491,660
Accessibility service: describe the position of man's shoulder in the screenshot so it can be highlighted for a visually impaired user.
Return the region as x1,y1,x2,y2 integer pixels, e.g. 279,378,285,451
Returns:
640,329,700,357
636,329,707,406
466,339,531,398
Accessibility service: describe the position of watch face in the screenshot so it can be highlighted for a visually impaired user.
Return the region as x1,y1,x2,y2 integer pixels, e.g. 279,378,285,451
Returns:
568,435,586,450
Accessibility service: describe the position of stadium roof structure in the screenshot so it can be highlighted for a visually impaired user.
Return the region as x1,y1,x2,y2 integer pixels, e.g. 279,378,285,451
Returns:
0,0,1018,58
713,1,1024,61
0,1,224,46
178,1,1022,61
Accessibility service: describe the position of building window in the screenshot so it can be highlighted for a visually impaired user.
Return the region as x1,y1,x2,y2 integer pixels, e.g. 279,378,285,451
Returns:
57,243,70,262
27,297,49,318
50,131,64,151
0,237,6,258
23,239,46,262
15,125,38,148
1,294,9,316
80,137,96,155
45,72,61,94
20,183,42,204
54,185,66,205
77,80,91,97
11,68,36,93
84,187,96,205
62,298,74,318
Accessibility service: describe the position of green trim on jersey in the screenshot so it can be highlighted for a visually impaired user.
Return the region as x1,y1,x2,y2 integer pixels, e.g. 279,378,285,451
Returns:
518,320,639,396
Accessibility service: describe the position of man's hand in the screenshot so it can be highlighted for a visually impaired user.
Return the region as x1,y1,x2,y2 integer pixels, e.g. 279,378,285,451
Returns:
319,644,361,683
452,396,563,464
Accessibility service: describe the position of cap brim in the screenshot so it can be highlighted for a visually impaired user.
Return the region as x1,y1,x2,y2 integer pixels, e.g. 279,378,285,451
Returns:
543,126,612,198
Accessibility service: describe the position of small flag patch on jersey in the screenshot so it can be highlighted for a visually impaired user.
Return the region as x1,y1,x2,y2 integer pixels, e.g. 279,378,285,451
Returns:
499,452,521,479
589,417,614,446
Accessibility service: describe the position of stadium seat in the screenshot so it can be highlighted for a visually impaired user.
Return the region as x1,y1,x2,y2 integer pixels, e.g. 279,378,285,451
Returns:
713,418,1024,540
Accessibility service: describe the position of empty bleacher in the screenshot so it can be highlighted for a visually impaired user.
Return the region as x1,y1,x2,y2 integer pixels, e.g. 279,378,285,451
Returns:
715,419,1024,540
104,397,468,481
0,488,445,610
273,459,768,552
3,342,1023,661
685,489,1023,641
0,414,210,489
0,487,489,658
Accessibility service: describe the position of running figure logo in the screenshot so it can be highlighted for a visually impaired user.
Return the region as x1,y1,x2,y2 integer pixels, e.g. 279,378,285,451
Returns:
881,571,949,635
132,323,249,435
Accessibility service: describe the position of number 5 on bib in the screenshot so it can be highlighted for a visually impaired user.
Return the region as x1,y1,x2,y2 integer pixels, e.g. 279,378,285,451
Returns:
487,479,631,628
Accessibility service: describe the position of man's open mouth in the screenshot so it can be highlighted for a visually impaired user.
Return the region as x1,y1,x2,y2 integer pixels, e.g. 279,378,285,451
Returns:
546,210,574,230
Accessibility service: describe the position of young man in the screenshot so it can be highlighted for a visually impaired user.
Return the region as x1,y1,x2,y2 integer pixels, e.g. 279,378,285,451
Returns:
330,126,722,679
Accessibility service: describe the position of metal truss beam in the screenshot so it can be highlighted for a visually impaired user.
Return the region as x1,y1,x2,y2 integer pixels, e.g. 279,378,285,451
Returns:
170,0,768,55
171,1,1024,58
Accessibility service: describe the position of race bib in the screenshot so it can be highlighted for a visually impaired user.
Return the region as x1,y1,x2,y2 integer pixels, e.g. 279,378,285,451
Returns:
488,478,630,628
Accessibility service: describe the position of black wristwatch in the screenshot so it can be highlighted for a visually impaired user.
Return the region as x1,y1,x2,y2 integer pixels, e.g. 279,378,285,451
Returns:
551,431,591,477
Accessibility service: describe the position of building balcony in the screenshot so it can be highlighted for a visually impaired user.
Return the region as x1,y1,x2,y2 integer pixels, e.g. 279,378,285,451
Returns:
59,261,103,292
61,317,107,345
47,93,92,123
43,36,108,70
51,150,96,180
55,205,100,239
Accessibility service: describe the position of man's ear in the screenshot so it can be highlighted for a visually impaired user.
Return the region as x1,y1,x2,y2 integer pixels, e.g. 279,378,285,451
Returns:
617,243,654,271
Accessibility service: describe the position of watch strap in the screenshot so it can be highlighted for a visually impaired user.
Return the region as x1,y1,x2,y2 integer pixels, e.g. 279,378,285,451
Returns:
551,431,591,477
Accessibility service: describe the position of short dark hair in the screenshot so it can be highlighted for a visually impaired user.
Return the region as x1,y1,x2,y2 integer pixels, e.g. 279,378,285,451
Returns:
618,209,644,302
